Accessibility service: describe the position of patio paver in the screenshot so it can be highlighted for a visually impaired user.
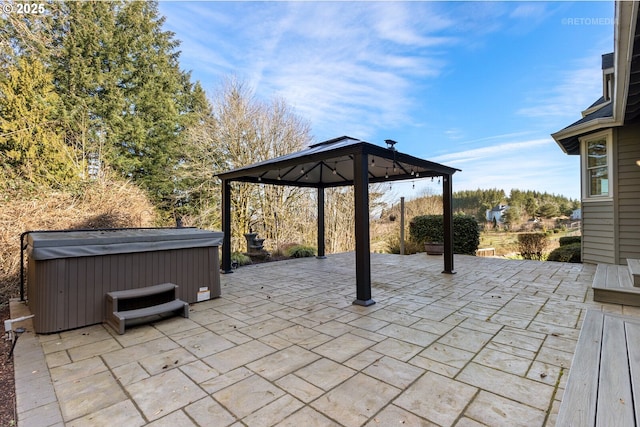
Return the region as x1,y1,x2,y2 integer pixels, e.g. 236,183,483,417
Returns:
11,252,637,426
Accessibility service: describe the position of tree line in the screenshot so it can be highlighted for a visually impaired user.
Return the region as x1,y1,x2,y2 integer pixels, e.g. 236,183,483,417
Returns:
0,1,367,254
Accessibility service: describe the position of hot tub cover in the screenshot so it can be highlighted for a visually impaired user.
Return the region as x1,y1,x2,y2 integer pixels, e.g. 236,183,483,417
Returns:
27,228,224,260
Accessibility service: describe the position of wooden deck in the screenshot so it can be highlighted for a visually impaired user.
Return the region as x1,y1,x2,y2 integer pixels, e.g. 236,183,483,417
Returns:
592,262,640,306
557,310,640,426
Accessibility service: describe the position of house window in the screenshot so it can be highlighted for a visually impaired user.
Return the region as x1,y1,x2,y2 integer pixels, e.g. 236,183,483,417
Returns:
582,131,612,198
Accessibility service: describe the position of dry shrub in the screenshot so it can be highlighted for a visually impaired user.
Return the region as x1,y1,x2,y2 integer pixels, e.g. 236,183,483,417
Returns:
0,177,158,308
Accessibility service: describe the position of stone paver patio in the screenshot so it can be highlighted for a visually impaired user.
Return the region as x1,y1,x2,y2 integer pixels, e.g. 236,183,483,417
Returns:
11,252,640,426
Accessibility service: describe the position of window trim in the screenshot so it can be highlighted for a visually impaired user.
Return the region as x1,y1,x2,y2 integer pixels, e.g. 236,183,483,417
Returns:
580,129,613,201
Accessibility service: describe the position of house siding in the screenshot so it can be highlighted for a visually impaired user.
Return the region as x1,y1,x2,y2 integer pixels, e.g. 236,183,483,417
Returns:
582,200,615,264
616,124,640,263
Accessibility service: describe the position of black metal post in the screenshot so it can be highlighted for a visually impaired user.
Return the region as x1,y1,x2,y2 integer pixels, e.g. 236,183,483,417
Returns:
221,179,233,274
317,187,326,259
353,153,375,306
442,173,456,274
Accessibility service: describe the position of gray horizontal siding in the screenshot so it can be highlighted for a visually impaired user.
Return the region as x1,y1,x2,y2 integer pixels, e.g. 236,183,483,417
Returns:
582,200,615,264
616,125,640,263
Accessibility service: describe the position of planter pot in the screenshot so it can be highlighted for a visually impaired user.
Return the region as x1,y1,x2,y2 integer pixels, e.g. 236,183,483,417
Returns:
425,242,444,255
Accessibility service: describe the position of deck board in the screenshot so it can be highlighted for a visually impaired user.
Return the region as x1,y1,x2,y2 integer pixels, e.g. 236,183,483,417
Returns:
556,310,603,427
558,310,640,426
626,322,640,424
596,315,635,426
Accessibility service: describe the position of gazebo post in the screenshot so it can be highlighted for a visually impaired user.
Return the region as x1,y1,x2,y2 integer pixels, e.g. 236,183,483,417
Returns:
317,187,326,259
353,152,375,306
442,173,456,274
221,178,233,274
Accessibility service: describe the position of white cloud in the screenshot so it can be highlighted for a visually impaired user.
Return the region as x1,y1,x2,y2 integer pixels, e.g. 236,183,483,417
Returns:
517,56,602,121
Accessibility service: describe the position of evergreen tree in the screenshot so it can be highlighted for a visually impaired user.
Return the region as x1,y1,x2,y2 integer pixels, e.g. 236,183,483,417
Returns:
0,57,76,186
47,1,204,210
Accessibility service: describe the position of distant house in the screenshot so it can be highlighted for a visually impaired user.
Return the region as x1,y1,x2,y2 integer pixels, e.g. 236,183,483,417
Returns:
571,209,582,221
551,1,640,265
486,204,508,223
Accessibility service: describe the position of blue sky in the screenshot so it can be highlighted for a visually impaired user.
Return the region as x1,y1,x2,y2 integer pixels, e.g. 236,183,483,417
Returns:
158,1,614,201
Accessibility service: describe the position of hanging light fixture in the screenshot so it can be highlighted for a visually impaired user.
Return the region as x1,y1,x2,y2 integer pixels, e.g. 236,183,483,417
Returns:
300,166,305,174
371,157,375,166
333,161,337,175
277,170,281,180
385,168,389,179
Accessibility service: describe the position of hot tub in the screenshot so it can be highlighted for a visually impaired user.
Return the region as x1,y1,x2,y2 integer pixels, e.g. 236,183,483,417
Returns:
26,228,223,333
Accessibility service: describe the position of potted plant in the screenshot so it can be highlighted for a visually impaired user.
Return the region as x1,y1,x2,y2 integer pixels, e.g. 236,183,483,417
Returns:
409,215,444,255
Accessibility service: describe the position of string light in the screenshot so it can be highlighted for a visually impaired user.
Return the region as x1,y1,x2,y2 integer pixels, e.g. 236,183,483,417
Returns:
333,162,337,175
277,170,281,180
300,166,305,174
385,168,389,179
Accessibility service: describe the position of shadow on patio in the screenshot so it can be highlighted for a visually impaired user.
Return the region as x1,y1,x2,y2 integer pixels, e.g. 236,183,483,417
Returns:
12,253,640,426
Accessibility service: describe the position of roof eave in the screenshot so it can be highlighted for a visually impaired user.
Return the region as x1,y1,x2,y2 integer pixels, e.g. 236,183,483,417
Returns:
613,0,638,123
551,116,620,153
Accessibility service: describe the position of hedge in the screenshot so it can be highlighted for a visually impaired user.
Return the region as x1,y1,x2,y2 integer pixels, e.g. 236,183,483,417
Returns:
517,233,547,260
559,236,581,246
409,214,480,255
285,244,316,258
547,242,581,263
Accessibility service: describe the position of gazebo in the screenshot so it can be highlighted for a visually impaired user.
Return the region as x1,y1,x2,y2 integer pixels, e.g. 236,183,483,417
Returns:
217,136,461,306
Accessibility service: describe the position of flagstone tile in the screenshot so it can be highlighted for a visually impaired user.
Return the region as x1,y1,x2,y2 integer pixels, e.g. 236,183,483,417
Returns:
409,355,461,378
139,347,199,375
275,374,324,403
275,406,342,427
370,337,424,361
377,324,439,347
65,399,144,427
457,362,553,411
363,356,424,388
102,337,180,369
312,333,375,363
56,371,127,421
420,342,475,368
184,397,236,427
202,339,276,373
212,374,284,419
242,395,304,427
394,371,477,427
200,367,254,395
437,326,494,353
113,324,165,348
348,316,390,332
363,404,437,426
146,410,198,427
294,358,356,391
126,369,206,421
112,362,149,387
44,350,71,369
50,357,107,385
463,391,546,427
312,373,401,427
174,330,235,358
247,345,320,380
473,347,531,376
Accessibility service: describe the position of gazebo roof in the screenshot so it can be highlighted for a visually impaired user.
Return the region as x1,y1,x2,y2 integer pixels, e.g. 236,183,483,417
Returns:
218,135,460,306
217,136,460,188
